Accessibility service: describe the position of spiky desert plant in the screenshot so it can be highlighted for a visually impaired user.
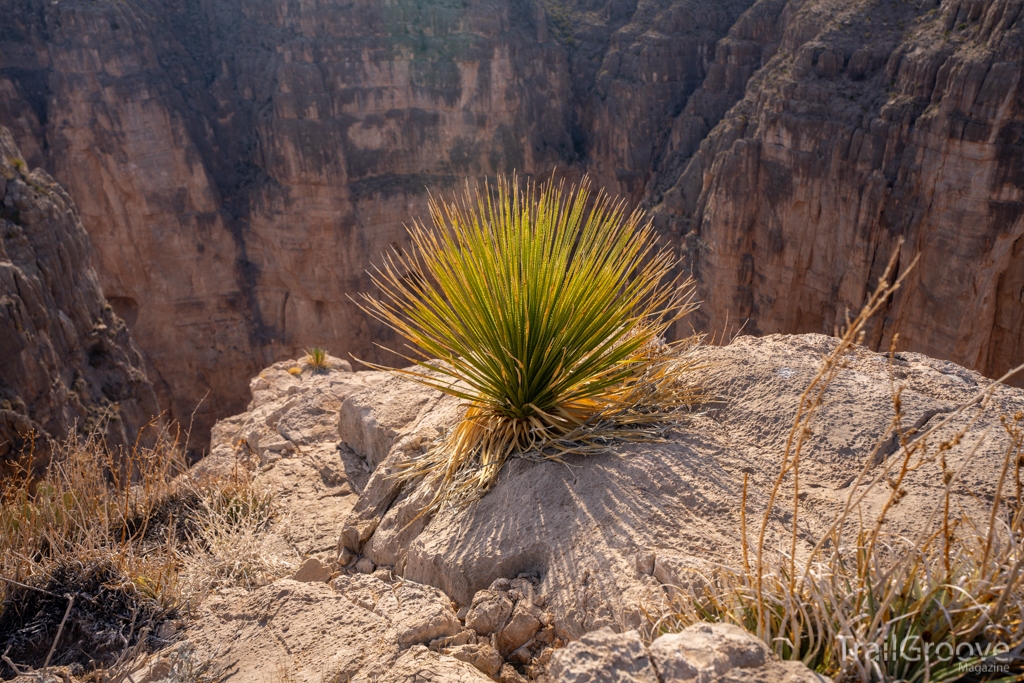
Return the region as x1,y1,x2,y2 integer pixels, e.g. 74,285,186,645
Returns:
304,346,330,372
359,174,702,509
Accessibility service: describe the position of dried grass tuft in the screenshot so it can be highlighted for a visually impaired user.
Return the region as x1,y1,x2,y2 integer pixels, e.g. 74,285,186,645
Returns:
0,422,287,679
647,247,1024,682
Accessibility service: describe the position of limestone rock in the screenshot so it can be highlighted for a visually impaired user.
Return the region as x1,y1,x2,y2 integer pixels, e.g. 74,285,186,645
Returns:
184,580,398,681
546,628,658,683
195,333,1024,682
201,358,376,556
447,642,504,678
653,0,1024,389
0,126,158,473
648,624,768,682
388,646,495,682
332,573,462,649
546,624,829,683
499,663,529,683
179,577,480,683
6,0,1022,453
351,335,1024,639
495,602,542,656
465,590,514,638
292,558,333,583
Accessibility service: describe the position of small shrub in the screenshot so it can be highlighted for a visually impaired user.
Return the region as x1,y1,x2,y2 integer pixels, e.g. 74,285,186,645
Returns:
0,427,186,677
304,347,330,373
360,174,702,509
177,481,291,598
287,366,302,376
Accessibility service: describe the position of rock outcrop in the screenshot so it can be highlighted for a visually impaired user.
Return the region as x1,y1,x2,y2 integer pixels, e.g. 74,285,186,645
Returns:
197,333,1023,680
0,127,158,472
545,623,828,683
3,0,1021,448
652,0,1024,389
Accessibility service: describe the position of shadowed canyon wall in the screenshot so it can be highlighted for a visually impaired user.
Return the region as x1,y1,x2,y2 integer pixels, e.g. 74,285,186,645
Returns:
1,0,1022,447
0,127,158,472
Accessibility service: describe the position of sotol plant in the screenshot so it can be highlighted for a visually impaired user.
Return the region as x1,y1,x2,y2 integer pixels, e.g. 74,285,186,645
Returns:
359,174,702,510
304,346,330,372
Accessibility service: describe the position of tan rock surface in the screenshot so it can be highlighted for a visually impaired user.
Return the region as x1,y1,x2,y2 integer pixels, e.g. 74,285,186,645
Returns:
187,334,1022,680
652,0,1024,387
178,579,489,683
345,335,1024,639
545,624,829,683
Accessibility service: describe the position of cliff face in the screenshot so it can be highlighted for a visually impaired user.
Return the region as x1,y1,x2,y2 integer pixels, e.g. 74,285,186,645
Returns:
651,0,1024,385
0,127,158,472
1,0,1022,446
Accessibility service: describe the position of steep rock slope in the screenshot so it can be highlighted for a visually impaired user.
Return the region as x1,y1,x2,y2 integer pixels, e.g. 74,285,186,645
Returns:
0,0,786,445
2,0,1023,446
0,0,577,447
0,127,158,472
652,0,1024,385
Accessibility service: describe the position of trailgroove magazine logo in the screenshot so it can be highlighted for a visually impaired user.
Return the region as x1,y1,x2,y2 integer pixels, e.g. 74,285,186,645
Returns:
838,635,1014,674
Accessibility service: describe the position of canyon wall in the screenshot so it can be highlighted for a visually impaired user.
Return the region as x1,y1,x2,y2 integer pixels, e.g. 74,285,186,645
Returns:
651,0,1024,385
0,0,1022,447
0,127,158,472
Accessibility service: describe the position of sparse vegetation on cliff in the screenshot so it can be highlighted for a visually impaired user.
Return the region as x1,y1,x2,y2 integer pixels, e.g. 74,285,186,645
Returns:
650,253,1024,682
304,346,331,373
359,174,702,510
0,427,285,678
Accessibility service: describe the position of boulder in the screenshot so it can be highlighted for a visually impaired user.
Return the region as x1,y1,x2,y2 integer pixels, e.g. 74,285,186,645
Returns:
546,628,658,683
465,589,514,637
649,624,768,682
292,558,333,583
447,642,504,678
546,624,830,683
389,646,495,682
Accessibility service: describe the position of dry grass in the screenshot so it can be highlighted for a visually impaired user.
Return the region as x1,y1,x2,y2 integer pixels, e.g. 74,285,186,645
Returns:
177,480,294,599
0,424,288,679
648,248,1024,681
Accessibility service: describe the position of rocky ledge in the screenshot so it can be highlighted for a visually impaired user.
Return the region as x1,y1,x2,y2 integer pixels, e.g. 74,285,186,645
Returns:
160,334,1022,681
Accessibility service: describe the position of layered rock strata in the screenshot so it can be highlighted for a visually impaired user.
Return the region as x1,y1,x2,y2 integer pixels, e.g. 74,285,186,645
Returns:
651,0,1024,386
0,127,158,472
1,0,1023,448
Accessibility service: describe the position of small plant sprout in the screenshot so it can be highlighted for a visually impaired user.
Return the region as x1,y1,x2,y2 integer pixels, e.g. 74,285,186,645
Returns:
304,347,330,372
359,173,703,510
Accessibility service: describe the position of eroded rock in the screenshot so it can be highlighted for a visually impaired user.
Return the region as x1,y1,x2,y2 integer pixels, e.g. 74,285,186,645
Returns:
333,573,462,649
465,590,515,638
447,642,504,678
546,628,658,683
0,127,158,472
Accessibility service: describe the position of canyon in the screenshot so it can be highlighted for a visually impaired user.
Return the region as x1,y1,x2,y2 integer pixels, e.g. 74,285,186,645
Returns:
0,0,1022,447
